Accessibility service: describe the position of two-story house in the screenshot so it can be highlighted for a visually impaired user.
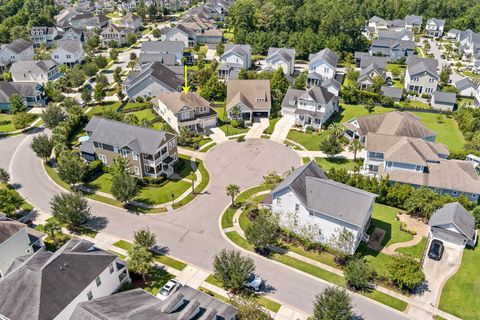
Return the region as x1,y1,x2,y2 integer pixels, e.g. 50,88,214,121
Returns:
343,111,437,142
0,218,44,278
357,61,386,90
367,16,388,35
51,40,85,66
363,132,480,201
307,48,339,86
61,28,85,42
0,239,130,320
226,80,271,123
0,82,46,111
123,62,183,99
116,13,142,31
265,47,296,75
10,60,61,85
281,85,339,129
31,27,58,48
100,21,133,46
0,39,34,65
425,18,445,38
154,92,217,134
164,24,197,47
218,44,252,79
71,286,238,320
80,116,178,178
405,15,423,33
369,39,415,62
263,161,377,254
377,29,414,41
140,41,185,66
404,57,439,95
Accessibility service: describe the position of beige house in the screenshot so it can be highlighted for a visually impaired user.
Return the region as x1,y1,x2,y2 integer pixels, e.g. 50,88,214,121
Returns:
153,92,217,134
80,117,178,178
226,80,271,123
404,57,439,95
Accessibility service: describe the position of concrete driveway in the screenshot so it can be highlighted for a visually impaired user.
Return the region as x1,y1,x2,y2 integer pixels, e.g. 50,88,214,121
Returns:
270,117,294,143
3,133,409,320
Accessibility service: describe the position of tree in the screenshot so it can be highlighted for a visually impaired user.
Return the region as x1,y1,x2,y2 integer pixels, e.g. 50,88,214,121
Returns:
85,34,100,52
200,74,226,101
133,227,156,249
404,187,445,219
94,85,105,103
440,64,451,86
216,43,225,56
130,52,137,61
319,135,344,158
344,257,372,291
471,206,480,229
30,134,54,161
126,33,137,46
152,28,162,39
327,123,344,138
371,75,385,93
213,249,255,292
293,71,307,89
0,168,9,184
83,62,99,77
44,220,62,248
232,298,273,320
113,67,122,84
50,192,91,230
364,99,375,113
111,172,140,204
245,208,279,254
329,227,355,263
110,156,131,176
81,88,92,105
348,139,363,161
57,152,87,187
188,171,197,194
312,286,353,320
9,93,26,114
386,254,425,292
41,104,65,129
0,188,24,216
226,184,240,206
124,113,139,125
127,244,154,281
110,48,119,61
270,68,289,104
13,112,35,129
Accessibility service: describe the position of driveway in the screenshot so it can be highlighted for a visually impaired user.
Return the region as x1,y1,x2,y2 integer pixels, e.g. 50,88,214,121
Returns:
270,117,294,143
4,133,408,320
425,38,463,83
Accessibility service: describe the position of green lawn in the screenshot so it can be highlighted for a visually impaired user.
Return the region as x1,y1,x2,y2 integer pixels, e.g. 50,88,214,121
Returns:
86,101,122,117
0,113,16,132
142,268,175,295
286,130,329,151
411,112,465,152
214,106,249,136
358,243,396,278
121,102,152,112
330,103,392,123
46,216,97,238
128,108,158,122
396,236,427,259
315,157,360,171
371,203,414,247
439,243,480,319
263,117,281,134
171,159,210,209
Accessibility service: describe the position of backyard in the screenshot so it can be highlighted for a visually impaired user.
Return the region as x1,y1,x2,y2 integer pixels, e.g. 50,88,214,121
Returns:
315,157,360,171
286,130,329,151
0,113,15,132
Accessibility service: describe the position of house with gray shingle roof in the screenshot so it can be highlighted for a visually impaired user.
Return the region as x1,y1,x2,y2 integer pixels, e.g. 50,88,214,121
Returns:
10,60,61,85
51,39,84,66
31,27,58,48
357,62,386,90
405,56,439,95
381,86,403,102
81,116,178,178
263,161,377,254
281,85,339,129
0,238,130,320
0,39,34,64
431,91,456,111
0,81,46,111
363,132,480,201
369,38,415,62
140,41,185,65
425,18,445,37
71,286,238,320
164,24,197,47
265,47,296,75
378,29,414,41
307,48,339,86
429,202,477,248
218,44,252,79
455,77,477,97
405,15,423,33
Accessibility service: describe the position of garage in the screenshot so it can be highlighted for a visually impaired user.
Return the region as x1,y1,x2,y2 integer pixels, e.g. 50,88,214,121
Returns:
253,111,270,118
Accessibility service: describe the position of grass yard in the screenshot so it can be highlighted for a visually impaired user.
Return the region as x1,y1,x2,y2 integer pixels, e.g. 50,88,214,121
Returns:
142,268,175,295
412,112,465,152
357,243,395,278
171,159,210,209
370,203,414,248
121,101,152,112
0,113,15,132
214,106,249,136
330,103,392,123
128,108,158,122
315,157,360,171
439,243,480,319
396,236,427,259
286,130,329,151
263,117,281,134
46,216,98,238
86,101,122,117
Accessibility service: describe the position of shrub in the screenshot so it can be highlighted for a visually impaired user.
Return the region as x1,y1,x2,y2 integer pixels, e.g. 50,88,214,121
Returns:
421,93,431,99
13,112,36,129
399,221,417,235
305,126,316,133
135,96,145,103
141,175,167,186
386,254,425,292
237,135,245,142
85,160,103,179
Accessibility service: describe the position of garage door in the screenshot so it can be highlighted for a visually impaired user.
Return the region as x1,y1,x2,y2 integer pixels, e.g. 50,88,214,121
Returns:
282,109,295,120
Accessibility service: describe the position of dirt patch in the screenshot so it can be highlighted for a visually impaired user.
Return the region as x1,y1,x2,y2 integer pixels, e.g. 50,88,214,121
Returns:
367,227,386,251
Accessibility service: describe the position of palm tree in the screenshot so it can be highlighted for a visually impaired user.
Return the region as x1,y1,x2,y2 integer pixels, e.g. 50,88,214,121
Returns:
328,123,345,138
226,184,240,206
188,171,197,194
44,220,62,248
231,105,241,119
348,139,364,162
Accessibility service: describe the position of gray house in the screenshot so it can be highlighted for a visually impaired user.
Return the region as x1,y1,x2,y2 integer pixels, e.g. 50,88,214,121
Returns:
370,39,415,62
429,202,477,248
71,286,238,320
140,41,185,65
218,44,252,79
404,57,439,95
431,91,456,111
0,82,46,111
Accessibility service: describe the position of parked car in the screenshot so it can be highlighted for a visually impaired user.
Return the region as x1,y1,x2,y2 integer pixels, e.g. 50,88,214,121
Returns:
244,274,262,291
440,54,445,59
157,279,180,300
428,239,444,261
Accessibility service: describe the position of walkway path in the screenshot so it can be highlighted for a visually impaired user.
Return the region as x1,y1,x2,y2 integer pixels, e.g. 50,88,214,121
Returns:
245,118,269,139
270,117,294,143
209,127,229,144
382,214,429,255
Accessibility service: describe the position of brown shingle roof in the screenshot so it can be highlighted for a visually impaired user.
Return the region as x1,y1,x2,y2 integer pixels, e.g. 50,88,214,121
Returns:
226,80,271,112
155,92,210,113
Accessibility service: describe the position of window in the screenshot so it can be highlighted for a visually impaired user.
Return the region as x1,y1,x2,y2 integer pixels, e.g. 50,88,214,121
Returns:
295,203,300,211
132,153,138,161
66,54,71,59
95,276,101,287
87,291,93,300
98,154,107,164
134,166,140,175
109,264,115,274
452,191,458,196
121,149,129,158
276,197,281,205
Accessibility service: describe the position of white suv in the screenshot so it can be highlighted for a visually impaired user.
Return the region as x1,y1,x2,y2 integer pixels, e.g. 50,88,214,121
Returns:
157,279,180,300
244,274,262,291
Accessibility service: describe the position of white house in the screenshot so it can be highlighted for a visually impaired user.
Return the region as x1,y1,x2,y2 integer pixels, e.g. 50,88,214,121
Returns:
281,85,339,129
0,238,130,320
164,25,197,47
404,57,439,95
431,91,456,111
425,18,445,38
10,60,60,85
116,13,142,31
51,40,85,66
455,78,477,97
265,47,295,75
263,161,377,254
428,202,477,248
405,15,423,33
218,44,251,79
0,39,34,64
0,219,44,278
307,48,339,86
31,27,58,47
140,40,185,65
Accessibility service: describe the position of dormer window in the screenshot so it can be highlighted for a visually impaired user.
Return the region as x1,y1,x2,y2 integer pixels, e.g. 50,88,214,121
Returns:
256,98,265,102
289,100,295,105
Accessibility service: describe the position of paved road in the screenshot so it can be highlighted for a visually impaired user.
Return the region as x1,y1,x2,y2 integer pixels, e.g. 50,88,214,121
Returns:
425,38,463,83
5,133,408,320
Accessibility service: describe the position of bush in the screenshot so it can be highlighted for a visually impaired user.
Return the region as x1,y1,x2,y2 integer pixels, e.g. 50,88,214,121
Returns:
237,135,245,142
420,93,431,99
85,160,103,179
386,254,425,292
13,112,36,129
305,126,316,133
231,119,245,128
399,221,417,235
141,175,167,186
136,96,145,103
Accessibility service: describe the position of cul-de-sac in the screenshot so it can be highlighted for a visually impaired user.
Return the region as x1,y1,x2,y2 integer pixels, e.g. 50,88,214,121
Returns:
0,0,479,319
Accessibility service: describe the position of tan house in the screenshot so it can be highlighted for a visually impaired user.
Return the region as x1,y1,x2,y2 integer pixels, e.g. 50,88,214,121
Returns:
100,21,132,46
153,92,217,134
404,57,439,95
80,117,178,178
226,80,271,123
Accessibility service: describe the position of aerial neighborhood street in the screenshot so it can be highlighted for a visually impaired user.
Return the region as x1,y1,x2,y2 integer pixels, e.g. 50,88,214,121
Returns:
0,1,480,320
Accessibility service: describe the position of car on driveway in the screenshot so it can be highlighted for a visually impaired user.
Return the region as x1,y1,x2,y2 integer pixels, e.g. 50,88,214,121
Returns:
245,274,262,291
428,239,444,261
157,279,180,300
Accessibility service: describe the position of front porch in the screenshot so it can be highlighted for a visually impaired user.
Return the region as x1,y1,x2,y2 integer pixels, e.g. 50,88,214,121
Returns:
143,154,176,178
295,114,322,128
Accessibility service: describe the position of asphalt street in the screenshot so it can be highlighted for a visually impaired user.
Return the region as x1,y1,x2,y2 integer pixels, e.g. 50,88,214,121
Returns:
4,133,408,320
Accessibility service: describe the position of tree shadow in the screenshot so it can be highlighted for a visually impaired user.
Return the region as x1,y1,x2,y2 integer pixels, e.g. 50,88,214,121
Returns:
86,216,109,231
